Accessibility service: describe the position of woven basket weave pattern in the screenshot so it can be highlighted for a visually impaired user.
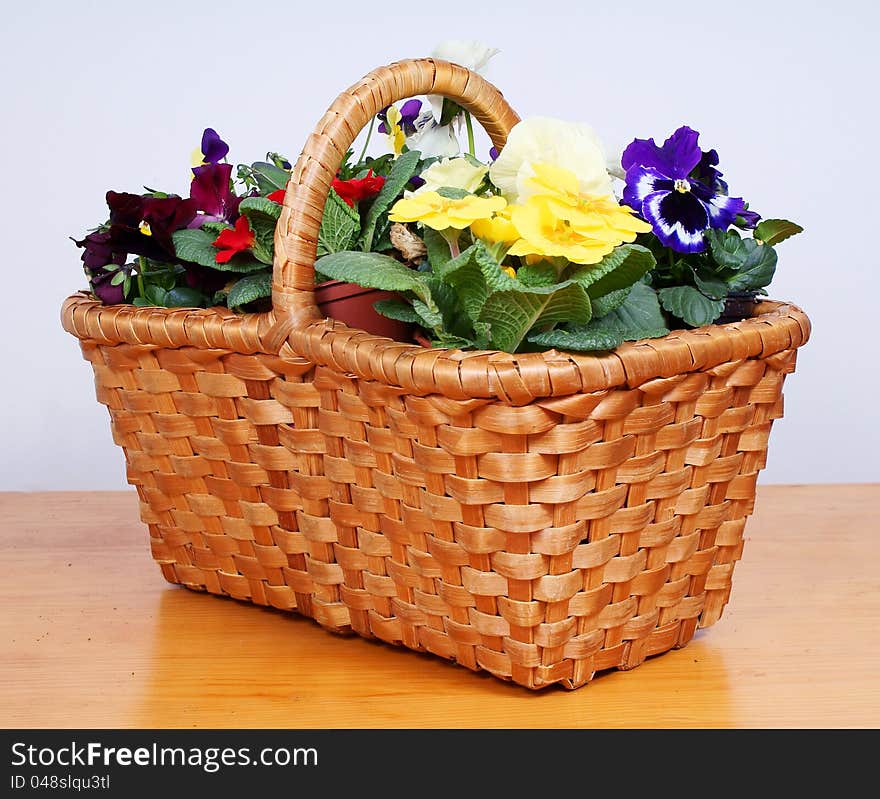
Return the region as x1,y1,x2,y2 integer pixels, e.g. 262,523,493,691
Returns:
66,294,806,689
62,58,811,689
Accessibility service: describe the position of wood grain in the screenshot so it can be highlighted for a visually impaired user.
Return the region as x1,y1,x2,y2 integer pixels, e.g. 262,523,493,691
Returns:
1,485,878,729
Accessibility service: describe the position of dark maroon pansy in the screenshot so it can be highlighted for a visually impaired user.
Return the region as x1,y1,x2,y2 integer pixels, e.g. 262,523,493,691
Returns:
72,231,129,304
102,191,196,261
141,195,197,251
88,267,127,304
73,230,121,270
189,162,241,223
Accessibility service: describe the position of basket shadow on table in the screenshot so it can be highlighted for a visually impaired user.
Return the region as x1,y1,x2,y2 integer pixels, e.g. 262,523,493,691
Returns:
133,583,734,728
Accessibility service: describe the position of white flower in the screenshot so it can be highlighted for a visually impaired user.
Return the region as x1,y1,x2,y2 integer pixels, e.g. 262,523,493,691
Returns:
431,39,500,72
489,117,614,203
406,109,460,159
428,40,500,121
412,156,488,195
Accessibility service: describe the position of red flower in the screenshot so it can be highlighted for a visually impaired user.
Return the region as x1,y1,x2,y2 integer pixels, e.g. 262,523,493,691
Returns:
331,170,385,207
267,188,286,203
213,216,254,263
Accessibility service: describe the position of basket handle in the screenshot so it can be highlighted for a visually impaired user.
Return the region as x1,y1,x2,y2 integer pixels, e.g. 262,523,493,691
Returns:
271,57,521,325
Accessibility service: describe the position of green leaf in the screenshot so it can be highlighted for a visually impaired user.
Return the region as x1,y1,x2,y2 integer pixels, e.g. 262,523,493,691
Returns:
173,225,272,273
239,196,282,221
516,262,558,287
597,282,669,341
202,221,232,236
172,228,221,268
439,98,464,126
438,241,518,292
373,299,421,324
361,150,421,251
691,266,729,300
423,227,452,272
164,286,206,308
754,218,803,246
143,284,167,306
433,333,476,349
527,325,623,352
355,153,394,178
658,285,725,327
567,244,656,298
424,275,474,340
435,243,498,323
436,187,470,200
239,197,282,265
590,287,631,318
479,283,592,353
226,272,272,309
315,250,426,295
412,299,443,329
706,229,778,291
317,189,361,257
249,161,289,195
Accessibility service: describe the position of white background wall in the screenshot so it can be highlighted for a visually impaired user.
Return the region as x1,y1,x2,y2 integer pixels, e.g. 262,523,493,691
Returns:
1,0,877,489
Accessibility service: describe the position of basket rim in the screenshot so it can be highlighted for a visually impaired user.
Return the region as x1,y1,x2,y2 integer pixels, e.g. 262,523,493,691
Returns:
284,299,810,403
61,293,810,402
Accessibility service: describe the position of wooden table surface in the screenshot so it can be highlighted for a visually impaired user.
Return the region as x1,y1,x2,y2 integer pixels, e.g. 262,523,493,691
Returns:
1,485,877,729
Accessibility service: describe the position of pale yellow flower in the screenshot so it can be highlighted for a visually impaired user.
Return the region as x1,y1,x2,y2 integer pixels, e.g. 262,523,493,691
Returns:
190,148,206,168
385,105,406,156
489,117,613,203
413,157,488,195
389,191,506,231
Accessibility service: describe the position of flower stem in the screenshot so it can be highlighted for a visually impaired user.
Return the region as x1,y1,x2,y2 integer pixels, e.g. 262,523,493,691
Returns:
464,110,475,158
442,229,461,259
137,257,147,298
356,117,375,166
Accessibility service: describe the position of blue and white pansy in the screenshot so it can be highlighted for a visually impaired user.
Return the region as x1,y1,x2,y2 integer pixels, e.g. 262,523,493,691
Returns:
621,126,745,253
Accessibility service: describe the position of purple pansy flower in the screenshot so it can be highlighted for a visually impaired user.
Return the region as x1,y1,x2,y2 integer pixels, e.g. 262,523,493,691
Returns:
737,208,762,229
489,146,499,162
622,126,745,253
377,99,423,135
200,128,229,164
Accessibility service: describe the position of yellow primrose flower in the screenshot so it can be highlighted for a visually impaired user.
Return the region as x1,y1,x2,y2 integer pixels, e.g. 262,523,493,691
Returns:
385,105,406,156
469,207,520,245
508,196,618,265
501,265,517,279
414,157,489,195
525,162,650,242
389,191,507,231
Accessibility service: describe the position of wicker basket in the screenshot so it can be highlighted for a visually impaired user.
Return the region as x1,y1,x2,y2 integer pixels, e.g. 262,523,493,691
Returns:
62,58,811,690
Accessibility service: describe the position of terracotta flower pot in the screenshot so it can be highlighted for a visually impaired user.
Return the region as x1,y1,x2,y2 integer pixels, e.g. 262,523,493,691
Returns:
315,280,414,342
